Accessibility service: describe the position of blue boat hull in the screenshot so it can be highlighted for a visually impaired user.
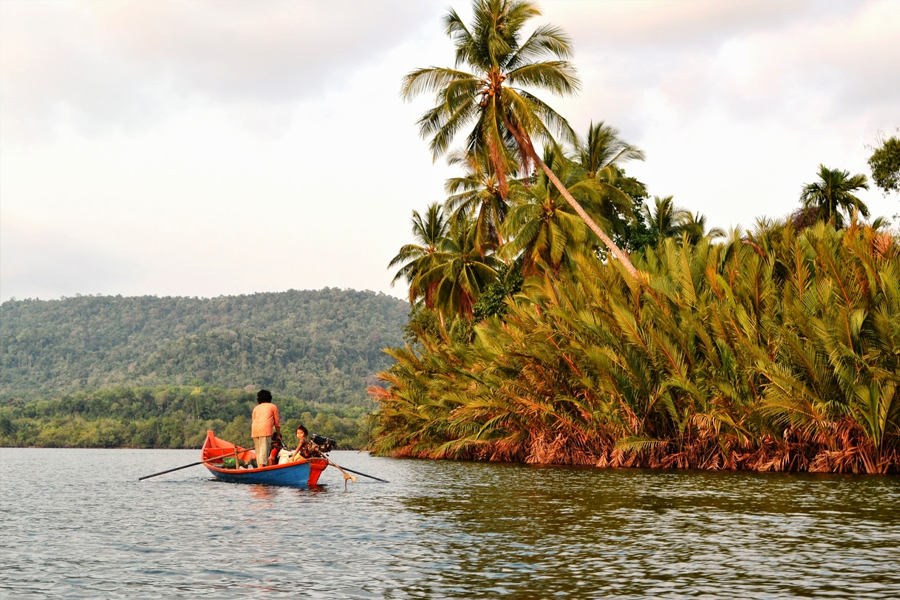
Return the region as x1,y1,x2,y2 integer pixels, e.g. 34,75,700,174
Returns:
205,461,315,486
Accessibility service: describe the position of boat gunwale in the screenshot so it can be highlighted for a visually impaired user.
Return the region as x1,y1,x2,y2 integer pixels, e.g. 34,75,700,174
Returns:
204,457,327,475
200,430,327,479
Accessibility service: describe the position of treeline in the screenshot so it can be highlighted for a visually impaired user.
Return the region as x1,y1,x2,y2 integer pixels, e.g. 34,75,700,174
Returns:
370,0,900,473
0,386,371,449
1,288,408,404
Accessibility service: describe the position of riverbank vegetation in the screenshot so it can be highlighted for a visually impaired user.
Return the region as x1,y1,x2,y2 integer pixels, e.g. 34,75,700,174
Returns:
0,386,371,449
370,0,900,473
0,289,407,449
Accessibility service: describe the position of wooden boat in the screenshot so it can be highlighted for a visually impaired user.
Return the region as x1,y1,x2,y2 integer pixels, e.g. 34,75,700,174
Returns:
200,430,328,487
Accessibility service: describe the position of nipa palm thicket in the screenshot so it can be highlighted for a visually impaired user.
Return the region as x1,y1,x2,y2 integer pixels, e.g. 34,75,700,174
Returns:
377,0,899,473
371,222,900,473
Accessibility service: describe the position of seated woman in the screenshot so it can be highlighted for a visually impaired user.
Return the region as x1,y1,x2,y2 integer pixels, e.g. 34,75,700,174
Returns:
288,424,320,462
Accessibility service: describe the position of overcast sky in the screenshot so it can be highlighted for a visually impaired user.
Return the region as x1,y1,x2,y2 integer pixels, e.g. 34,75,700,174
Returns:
1,0,898,303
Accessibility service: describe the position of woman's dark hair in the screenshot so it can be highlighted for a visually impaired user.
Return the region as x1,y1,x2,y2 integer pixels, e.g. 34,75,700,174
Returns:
297,424,308,436
257,389,272,403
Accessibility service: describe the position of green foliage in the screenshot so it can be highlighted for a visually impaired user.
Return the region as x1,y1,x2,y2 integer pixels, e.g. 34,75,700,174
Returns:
378,2,900,474
371,222,900,473
612,175,655,254
389,203,501,318
444,149,511,256
389,203,451,306
502,146,594,275
0,289,408,405
642,195,690,242
403,305,442,346
472,263,524,321
0,386,372,449
448,315,475,345
868,134,900,196
426,217,503,317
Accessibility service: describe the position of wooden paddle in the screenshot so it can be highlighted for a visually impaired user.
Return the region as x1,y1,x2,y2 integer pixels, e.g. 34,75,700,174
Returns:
138,447,250,481
327,460,389,483
328,460,357,483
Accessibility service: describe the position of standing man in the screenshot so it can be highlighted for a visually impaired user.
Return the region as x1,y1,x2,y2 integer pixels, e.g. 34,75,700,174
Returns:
251,389,280,467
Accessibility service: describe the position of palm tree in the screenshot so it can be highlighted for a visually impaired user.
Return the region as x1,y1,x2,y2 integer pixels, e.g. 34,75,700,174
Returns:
569,121,645,238
388,203,450,307
800,165,870,228
443,149,513,255
502,147,590,275
573,121,645,179
420,217,502,317
401,0,640,278
680,212,725,244
642,196,689,243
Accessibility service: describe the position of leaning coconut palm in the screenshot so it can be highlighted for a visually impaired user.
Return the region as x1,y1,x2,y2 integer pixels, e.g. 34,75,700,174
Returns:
388,203,450,308
401,0,640,279
444,149,515,255
502,146,591,275
800,165,870,228
567,121,646,240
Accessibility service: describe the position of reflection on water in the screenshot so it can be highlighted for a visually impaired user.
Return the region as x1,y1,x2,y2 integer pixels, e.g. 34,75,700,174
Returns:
249,484,276,504
1,449,898,599
399,463,900,598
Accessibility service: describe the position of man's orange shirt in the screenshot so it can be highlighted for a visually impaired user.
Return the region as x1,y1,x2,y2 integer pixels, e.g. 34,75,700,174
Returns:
251,403,280,438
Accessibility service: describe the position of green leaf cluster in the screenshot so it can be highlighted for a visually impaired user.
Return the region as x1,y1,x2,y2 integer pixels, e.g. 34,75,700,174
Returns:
868,134,900,196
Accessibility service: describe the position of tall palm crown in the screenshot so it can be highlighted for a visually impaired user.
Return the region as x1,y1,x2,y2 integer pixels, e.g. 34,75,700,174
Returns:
402,0,578,194
800,165,870,228
420,218,501,317
388,203,450,306
443,149,512,255
401,0,641,279
642,195,689,242
502,147,589,275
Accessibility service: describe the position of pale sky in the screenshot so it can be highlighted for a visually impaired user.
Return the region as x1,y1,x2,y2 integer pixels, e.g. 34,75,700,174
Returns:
1,0,898,302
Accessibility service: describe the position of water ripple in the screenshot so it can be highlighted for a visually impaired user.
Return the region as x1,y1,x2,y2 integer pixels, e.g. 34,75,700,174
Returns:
1,449,899,599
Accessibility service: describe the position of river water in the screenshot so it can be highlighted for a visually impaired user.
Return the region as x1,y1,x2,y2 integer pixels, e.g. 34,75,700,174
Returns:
1,448,898,599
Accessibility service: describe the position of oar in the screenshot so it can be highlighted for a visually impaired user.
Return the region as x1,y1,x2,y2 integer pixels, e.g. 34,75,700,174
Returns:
139,447,249,481
327,460,389,483
329,461,357,483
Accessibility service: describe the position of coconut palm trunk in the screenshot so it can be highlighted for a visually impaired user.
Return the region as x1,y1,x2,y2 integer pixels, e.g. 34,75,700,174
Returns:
505,117,639,278
532,147,639,278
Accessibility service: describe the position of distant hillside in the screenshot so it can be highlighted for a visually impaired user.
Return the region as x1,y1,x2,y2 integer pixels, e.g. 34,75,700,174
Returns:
0,289,409,405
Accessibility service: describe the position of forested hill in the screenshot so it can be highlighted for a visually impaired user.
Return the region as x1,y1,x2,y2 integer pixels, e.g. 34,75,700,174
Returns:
0,289,409,405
